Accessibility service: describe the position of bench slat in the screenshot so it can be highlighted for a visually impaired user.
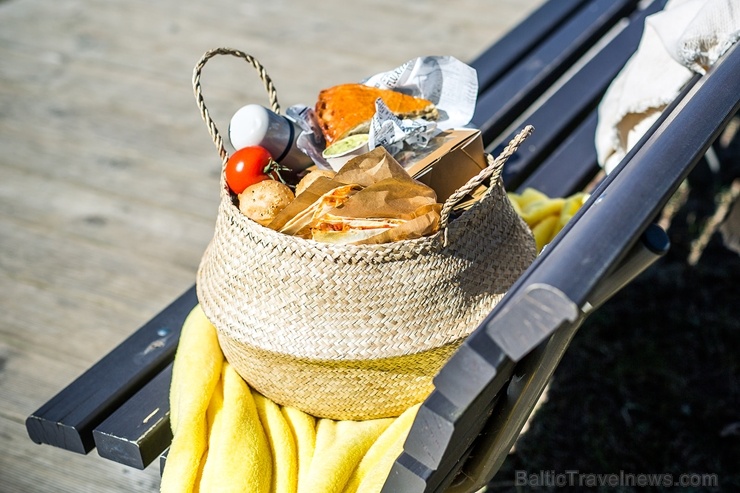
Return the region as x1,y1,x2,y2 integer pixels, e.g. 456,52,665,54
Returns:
471,0,591,93
93,364,173,469
25,286,196,454
472,0,643,146
388,335,515,492
516,110,600,196
497,0,667,190
459,50,739,490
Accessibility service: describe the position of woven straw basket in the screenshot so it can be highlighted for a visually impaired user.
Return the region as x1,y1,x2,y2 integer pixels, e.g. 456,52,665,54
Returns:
193,48,537,420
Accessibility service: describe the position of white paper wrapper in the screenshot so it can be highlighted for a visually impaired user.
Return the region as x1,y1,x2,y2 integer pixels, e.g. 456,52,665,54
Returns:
368,98,438,156
289,55,478,170
361,55,478,131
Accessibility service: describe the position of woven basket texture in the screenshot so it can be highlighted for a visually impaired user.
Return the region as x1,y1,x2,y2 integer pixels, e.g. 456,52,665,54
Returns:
193,48,537,420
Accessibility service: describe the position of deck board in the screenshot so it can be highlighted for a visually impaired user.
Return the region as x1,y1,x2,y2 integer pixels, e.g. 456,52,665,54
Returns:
0,0,546,491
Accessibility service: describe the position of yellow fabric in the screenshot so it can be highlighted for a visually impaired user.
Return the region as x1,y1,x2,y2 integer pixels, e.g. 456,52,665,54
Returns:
161,187,585,493
161,305,420,493
199,363,272,492
282,406,316,490
508,188,588,252
302,419,394,492
161,306,223,493
254,394,297,493
344,404,421,493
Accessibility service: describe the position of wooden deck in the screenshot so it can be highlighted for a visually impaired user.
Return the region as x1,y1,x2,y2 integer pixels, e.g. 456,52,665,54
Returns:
0,0,546,491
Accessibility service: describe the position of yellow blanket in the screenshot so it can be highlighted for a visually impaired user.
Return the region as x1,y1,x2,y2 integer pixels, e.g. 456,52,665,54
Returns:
161,305,419,493
160,188,584,493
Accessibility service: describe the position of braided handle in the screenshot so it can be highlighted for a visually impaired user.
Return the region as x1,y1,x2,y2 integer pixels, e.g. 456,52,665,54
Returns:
192,47,281,169
439,125,533,229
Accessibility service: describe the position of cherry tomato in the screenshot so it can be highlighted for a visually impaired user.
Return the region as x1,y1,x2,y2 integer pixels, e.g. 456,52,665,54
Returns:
224,146,278,194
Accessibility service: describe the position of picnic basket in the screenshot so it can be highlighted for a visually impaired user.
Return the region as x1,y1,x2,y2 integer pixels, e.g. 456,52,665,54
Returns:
193,48,537,420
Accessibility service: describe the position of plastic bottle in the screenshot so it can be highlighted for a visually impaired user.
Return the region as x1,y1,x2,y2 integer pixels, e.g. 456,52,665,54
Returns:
228,104,313,171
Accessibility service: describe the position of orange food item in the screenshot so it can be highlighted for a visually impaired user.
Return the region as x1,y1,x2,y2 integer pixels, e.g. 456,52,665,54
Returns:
315,83,438,144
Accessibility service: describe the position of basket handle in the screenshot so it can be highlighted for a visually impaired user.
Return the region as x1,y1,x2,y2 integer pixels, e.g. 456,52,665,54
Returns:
439,125,534,229
192,47,281,169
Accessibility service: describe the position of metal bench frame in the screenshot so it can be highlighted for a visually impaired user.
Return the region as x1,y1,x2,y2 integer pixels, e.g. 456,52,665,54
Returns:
26,0,740,491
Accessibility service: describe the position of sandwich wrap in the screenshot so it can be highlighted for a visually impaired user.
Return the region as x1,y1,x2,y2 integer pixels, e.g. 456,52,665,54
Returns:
267,147,441,245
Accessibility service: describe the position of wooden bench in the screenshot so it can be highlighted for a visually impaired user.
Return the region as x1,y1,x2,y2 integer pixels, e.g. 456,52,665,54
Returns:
26,0,740,491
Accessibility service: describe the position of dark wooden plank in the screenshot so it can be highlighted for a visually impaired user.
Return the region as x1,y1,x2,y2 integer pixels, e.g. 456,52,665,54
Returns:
472,0,643,146
497,0,667,190
451,224,670,493
384,336,514,493
384,286,579,493
516,110,600,196
93,364,173,469
518,66,701,199
25,285,196,454
470,0,591,93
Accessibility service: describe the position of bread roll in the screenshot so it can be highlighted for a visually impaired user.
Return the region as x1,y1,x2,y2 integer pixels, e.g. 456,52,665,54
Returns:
238,180,295,226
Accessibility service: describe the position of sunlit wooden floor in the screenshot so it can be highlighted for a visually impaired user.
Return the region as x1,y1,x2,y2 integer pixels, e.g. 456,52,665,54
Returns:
0,0,547,491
